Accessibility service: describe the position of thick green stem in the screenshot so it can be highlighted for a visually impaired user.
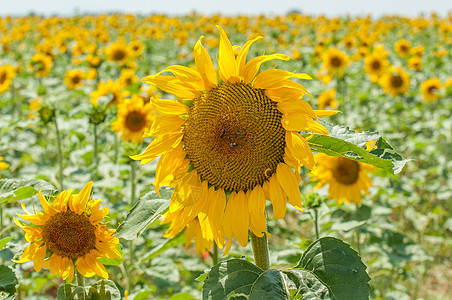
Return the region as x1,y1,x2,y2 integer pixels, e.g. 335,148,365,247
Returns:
250,231,270,270
314,208,320,240
54,115,63,190
127,161,137,292
212,243,219,266
76,271,86,297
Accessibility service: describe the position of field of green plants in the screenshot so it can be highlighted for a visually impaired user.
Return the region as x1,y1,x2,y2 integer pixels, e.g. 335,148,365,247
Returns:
0,13,451,299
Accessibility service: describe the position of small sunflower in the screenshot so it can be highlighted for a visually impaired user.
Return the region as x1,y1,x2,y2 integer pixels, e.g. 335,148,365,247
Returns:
394,39,411,58
64,70,85,90
111,94,155,143
119,69,139,88
132,26,334,253
364,53,388,82
14,182,121,281
408,56,422,71
31,53,53,77
105,38,131,64
318,89,338,110
90,80,129,107
0,65,16,94
0,156,8,177
420,78,442,102
129,40,145,56
379,66,410,97
410,46,424,57
309,153,374,204
322,48,349,73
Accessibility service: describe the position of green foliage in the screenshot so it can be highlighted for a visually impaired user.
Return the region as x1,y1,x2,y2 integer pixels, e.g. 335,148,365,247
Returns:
0,178,55,204
0,265,17,295
0,237,13,250
57,280,121,300
115,187,172,240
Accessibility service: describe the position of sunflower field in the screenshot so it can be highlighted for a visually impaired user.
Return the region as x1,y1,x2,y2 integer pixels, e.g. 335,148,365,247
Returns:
0,12,451,300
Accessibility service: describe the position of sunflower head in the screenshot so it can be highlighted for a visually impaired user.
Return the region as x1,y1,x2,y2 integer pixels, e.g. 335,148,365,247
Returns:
379,66,410,97
64,70,85,90
106,38,131,64
31,53,53,77
323,48,349,73
132,26,333,254
0,64,16,94
364,53,388,82
318,89,338,110
394,39,411,58
420,78,442,102
14,182,121,281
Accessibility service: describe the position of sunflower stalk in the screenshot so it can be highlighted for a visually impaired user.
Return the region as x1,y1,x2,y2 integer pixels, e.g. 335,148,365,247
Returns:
250,231,270,271
76,270,86,296
54,114,64,190
127,160,137,292
212,243,219,266
314,208,320,240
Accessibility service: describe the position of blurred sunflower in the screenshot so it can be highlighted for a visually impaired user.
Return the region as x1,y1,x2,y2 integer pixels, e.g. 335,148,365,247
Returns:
379,66,410,97
112,94,155,143
0,156,8,177
14,182,121,281
132,26,334,253
318,89,338,110
27,97,42,120
394,39,411,58
119,69,139,88
420,78,442,102
129,40,145,56
322,48,349,73
31,53,53,77
410,45,424,57
408,56,422,71
309,153,374,204
90,80,129,107
364,53,388,82
105,38,131,64
64,70,85,90
0,64,16,94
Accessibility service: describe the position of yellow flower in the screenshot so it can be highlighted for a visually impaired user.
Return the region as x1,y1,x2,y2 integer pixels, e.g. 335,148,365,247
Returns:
322,48,349,73
64,70,85,90
90,80,129,107
129,40,145,56
318,89,338,110
31,53,53,77
27,97,42,120
394,39,411,58
14,182,121,281
364,53,388,82
111,95,155,143
0,156,8,178
0,65,16,94
342,36,356,50
408,56,422,71
132,26,334,254
86,54,101,68
309,153,374,204
420,78,441,102
410,45,424,57
119,69,139,88
105,38,131,64
379,66,410,97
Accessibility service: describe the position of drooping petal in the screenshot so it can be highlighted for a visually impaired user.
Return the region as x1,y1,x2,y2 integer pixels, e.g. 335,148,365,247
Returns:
216,25,238,83
130,132,183,164
253,69,311,90
268,175,287,219
194,36,218,90
243,53,290,84
230,190,249,247
206,187,226,248
154,143,185,195
281,114,329,135
285,131,315,170
151,98,188,116
145,115,184,137
156,65,204,91
248,185,267,237
276,163,302,210
142,75,200,100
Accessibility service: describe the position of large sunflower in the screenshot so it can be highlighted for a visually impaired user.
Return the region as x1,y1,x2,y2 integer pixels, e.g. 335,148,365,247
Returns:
14,182,121,281
112,94,155,143
309,153,374,204
132,26,334,253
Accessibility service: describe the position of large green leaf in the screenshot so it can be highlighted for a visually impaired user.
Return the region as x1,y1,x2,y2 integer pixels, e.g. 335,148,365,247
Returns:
115,186,172,240
305,124,408,174
283,269,330,299
87,279,121,300
249,269,290,300
292,237,371,300
56,284,85,300
0,265,17,295
202,259,263,300
0,178,56,204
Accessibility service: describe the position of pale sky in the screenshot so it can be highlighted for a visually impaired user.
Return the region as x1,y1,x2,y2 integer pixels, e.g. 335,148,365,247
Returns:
1,0,451,17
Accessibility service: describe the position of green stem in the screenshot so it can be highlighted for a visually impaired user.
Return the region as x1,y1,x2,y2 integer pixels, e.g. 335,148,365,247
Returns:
127,161,137,292
76,271,86,296
54,115,63,190
355,203,361,256
314,208,320,240
250,231,270,270
212,243,219,266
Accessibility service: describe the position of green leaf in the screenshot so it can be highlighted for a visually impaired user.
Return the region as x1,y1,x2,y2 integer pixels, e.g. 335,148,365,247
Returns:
0,178,56,204
283,269,331,299
56,284,85,300
0,265,17,294
249,269,290,300
202,258,263,300
87,279,121,300
115,186,172,240
0,237,13,250
98,244,123,266
141,232,185,262
305,126,408,174
293,237,371,300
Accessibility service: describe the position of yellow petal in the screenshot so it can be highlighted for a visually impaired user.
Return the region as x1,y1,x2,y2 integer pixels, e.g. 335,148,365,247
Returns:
243,54,290,84
216,25,238,83
314,110,341,117
263,79,312,99
281,115,329,135
248,185,267,237
38,190,56,216
230,190,249,247
142,75,200,100
151,98,188,116
130,132,183,164
71,181,93,215
237,36,263,77
206,188,226,248
253,69,311,89
194,36,218,90
146,115,184,137
156,65,204,91
154,143,185,195
276,164,302,209
268,175,287,219
285,131,315,170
